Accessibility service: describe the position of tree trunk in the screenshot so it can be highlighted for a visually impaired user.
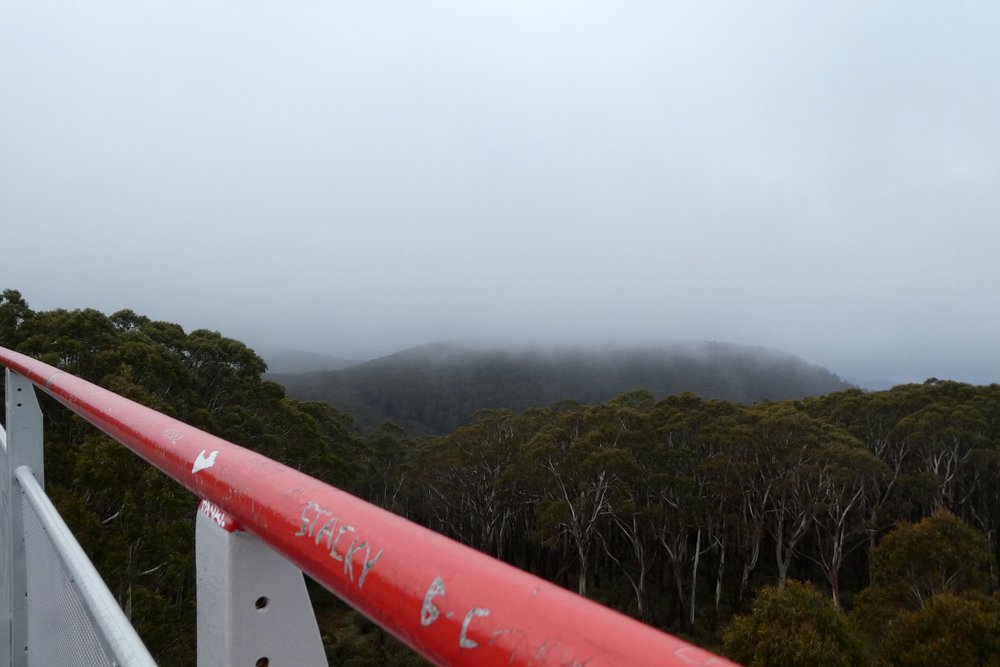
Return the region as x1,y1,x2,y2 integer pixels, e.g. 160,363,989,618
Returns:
713,537,726,630
689,528,701,629
776,552,791,588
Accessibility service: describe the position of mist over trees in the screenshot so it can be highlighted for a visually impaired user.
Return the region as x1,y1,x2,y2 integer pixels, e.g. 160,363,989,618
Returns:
270,340,850,434
3,288,1000,666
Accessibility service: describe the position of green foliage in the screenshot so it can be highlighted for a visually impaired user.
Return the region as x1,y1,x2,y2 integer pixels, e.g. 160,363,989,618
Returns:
850,582,912,654
0,289,31,347
870,510,993,608
722,581,866,667
878,593,1000,667
319,604,429,667
852,511,997,660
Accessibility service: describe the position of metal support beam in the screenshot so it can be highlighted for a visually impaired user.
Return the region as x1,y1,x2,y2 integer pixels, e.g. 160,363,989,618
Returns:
3,371,43,485
2,370,43,667
196,504,327,667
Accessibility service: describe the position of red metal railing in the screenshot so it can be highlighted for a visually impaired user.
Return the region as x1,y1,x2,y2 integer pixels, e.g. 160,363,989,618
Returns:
0,347,736,666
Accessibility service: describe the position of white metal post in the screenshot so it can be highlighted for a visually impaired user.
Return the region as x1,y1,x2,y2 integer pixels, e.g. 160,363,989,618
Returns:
2,370,43,667
196,506,328,667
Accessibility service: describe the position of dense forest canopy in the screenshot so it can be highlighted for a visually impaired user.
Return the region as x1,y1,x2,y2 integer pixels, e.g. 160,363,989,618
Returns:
3,288,1000,666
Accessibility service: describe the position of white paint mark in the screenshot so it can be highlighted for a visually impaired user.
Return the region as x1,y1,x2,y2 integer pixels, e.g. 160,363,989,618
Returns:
345,538,370,581
295,501,328,537
459,608,491,649
329,525,356,561
358,547,383,588
192,449,218,474
162,427,184,444
421,577,446,627
198,500,228,529
314,517,339,546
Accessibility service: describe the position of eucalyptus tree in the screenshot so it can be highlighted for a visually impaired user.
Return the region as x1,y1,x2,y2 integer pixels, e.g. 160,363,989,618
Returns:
520,407,610,596
719,413,772,613
806,389,915,549
414,409,525,557
671,399,743,630
593,394,656,620
870,510,993,609
360,422,414,515
896,399,988,515
877,592,1000,667
811,439,887,608
641,394,702,629
964,387,1000,559
750,403,826,589
0,288,32,347
850,510,995,659
723,581,866,667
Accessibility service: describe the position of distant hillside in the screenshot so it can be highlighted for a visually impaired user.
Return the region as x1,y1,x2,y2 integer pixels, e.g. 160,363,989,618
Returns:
260,348,361,374
269,341,852,435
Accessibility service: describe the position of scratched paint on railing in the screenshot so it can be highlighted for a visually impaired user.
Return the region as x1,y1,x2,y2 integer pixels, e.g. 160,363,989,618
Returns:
458,608,490,649
161,427,184,445
295,500,383,588
198,499,240,532
420,577,492,651
420,577,446,626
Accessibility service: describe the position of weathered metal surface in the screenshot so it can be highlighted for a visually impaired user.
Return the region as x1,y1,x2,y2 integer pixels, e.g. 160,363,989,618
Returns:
0,346,737,667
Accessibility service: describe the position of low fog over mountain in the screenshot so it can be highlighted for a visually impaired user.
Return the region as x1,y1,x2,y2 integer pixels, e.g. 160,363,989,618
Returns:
268,340,850,434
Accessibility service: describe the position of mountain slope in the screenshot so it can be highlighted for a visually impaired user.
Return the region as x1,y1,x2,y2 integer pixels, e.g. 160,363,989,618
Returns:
270,341,851,434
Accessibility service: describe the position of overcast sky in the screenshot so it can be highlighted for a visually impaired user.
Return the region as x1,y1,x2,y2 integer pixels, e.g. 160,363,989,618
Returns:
2,1,998,387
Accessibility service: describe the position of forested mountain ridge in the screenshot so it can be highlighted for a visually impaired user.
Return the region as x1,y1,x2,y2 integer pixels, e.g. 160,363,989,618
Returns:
270,340,851,434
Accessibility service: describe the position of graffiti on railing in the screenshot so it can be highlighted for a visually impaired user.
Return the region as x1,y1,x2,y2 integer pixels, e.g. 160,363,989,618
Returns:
295,500,383,588
198,499,239,531
420,576,492,651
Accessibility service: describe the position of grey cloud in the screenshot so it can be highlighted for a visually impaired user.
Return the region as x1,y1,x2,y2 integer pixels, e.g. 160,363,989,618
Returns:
2,1,998,386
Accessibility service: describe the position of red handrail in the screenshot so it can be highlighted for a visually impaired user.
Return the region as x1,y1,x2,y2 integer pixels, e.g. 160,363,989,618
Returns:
0,347,737,667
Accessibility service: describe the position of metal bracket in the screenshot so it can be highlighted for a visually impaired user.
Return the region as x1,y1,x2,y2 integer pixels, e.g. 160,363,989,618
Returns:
196,505,328,666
